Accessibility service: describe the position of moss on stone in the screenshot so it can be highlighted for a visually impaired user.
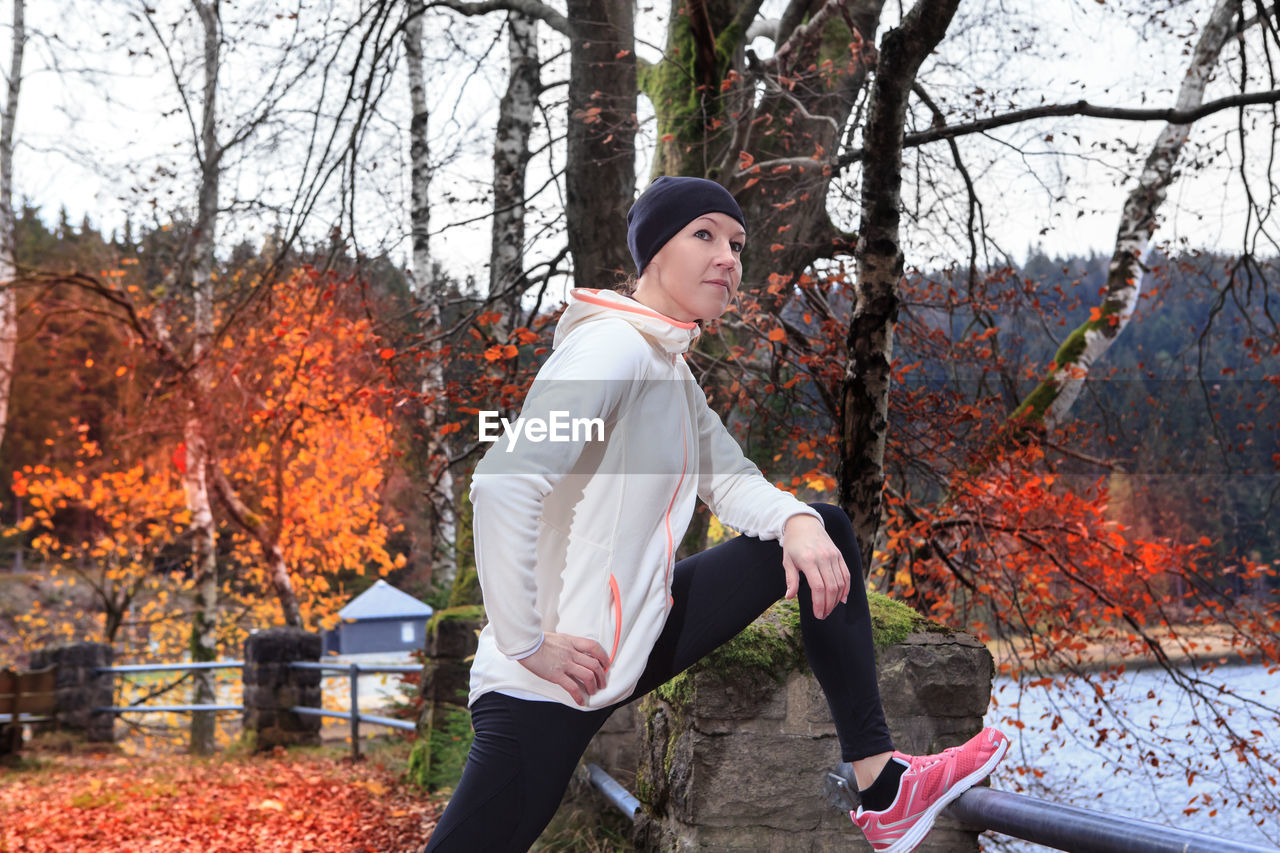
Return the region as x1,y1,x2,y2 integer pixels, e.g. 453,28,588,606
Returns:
426,604,486,635
867,590,931,648
654,670,694,707
702,597,805,675
407,705,473,792
653,592,941,709
406,737,431,789
653,600,804,711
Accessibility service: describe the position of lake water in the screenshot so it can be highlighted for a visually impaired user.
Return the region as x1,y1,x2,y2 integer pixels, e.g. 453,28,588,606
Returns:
982,662,1279,850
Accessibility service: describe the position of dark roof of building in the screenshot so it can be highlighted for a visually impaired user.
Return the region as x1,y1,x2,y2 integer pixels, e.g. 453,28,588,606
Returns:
337,579,434,621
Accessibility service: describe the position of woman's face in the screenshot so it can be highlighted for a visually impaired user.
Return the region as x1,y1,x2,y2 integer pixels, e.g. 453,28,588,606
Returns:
632,212,745,323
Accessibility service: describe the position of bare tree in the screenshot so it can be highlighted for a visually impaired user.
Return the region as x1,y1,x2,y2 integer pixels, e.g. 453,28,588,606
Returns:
131,0,379,750
839,0,961,571
0,0,23,453
489,11,539,319
405,0,461,591
176,0,224,755
1008,0,1242,433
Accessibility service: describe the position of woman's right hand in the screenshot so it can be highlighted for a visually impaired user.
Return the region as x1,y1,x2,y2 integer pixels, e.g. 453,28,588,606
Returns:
518,633,611,705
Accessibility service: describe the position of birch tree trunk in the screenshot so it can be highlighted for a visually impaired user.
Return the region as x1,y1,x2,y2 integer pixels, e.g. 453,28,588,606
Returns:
564,0,635,288
489,12,538,321
406,0,458,590
839,0,961,574
1009,0,1241,433
185,0,224,756
211,468,302,625
0,0,24,455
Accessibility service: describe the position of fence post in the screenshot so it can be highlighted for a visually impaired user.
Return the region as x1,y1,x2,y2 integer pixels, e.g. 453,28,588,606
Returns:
349,663,360,761
242,627,322,751
408,605,485,788
30,642,114,743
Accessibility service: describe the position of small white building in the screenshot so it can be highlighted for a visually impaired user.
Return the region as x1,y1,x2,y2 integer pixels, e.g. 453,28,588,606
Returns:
322,579,434,655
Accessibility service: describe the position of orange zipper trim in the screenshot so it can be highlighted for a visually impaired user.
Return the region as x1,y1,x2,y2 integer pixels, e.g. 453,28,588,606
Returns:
608,574,622,664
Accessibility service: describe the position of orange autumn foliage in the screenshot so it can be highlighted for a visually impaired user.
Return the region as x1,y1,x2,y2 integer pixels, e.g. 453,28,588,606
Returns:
3,267,407,671
211,269,404,630
6,435,194,661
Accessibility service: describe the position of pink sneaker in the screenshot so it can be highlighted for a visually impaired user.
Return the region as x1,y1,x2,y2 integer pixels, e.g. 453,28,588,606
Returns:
850,727,1009,853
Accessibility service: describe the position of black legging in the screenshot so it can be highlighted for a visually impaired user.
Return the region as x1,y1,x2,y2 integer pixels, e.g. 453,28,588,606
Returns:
424,502,893,852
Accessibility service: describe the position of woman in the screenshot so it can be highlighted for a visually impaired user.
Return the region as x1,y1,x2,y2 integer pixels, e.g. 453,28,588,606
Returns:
425,176,1007,853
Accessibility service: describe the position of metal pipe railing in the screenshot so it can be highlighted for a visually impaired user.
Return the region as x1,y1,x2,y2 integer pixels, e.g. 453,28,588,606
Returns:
945,786,1280,853
585,764,642,821
289,705,415,732
290,662,420,674
86,659,419,760
99,704,241,713
99,662,244,674
288,661,420,759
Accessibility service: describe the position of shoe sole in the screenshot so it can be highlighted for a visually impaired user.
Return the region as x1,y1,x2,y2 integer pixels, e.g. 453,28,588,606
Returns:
881,734,1009,853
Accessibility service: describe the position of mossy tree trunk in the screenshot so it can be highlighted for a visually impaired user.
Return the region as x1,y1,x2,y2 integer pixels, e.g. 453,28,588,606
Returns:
637,1,886,559
639,0,883,307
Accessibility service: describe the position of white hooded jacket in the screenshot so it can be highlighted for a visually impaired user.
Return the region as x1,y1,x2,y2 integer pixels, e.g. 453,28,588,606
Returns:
467,288,821,709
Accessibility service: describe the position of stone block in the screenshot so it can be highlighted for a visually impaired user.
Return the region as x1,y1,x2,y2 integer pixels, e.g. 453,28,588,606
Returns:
680,729,838,829
242,628,322,752
422,659,472,706
877,632,992,720
429,617,484,659
689,670,788,723
29,642,114,744
276,685,299,709
634,626,994,852
247,662,280,687
782,672,840,735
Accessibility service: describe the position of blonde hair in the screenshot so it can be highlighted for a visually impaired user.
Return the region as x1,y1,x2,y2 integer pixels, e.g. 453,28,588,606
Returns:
615,272,639,296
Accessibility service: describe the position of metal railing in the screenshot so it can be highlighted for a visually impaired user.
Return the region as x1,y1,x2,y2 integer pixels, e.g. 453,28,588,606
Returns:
585,764,642,820
288,661,420,760
96,660,245,715
946,786,1280,853
587,763,1280,853
92,659,422,759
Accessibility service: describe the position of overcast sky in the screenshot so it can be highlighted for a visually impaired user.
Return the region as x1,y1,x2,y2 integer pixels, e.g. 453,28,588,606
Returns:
6,0,1269,288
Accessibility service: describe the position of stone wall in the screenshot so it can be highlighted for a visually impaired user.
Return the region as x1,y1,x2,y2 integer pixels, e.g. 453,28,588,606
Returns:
242,627,323,750
411,595,996,851
627,627,995,852
30,641,115,743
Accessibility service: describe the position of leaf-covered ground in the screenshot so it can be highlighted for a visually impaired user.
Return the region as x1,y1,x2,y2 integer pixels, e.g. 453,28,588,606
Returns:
0,748,441,852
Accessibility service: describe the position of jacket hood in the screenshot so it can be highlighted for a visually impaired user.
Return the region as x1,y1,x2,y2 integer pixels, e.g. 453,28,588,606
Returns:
553,288,701,354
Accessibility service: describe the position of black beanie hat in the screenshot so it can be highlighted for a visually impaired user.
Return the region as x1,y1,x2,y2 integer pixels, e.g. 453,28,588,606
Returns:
626,176,747,275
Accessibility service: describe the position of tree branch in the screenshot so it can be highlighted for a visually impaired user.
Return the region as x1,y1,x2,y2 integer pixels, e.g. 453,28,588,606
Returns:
837,88,1280,169
759,0,845,74
425,0,567,34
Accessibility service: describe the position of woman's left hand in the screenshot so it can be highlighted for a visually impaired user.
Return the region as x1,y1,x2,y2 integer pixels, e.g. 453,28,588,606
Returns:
781,514,850,620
